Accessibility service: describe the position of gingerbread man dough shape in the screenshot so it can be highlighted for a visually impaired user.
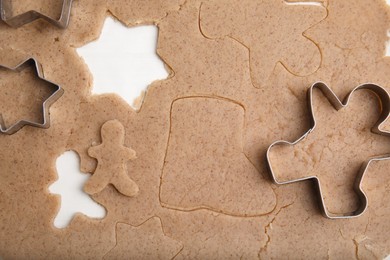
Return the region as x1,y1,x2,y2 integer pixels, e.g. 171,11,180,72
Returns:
84,120,139,197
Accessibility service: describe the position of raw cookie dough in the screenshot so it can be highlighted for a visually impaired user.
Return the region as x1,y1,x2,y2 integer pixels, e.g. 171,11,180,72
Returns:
200,0,326,87
0,0,389,259
161,97,276,216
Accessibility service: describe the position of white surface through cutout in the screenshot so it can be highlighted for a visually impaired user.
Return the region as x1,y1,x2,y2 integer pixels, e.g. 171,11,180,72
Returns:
387,29,390,57
77,16,168,109
283,1,324,7
49,151,106,229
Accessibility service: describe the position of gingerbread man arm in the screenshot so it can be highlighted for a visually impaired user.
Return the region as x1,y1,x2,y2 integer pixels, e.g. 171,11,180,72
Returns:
88,145,102,159
123,147,136,160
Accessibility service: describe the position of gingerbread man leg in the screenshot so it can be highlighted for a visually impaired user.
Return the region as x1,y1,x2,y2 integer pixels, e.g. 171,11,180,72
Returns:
84,167,111,195
110,170,139,197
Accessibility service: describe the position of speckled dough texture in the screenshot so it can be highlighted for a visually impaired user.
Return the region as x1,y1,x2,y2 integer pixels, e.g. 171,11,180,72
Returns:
0,0,389,259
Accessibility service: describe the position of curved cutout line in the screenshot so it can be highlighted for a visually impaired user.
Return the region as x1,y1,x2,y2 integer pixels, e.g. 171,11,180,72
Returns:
280,0,328,77
159,95,277,218
266,81,390,219
103,215,184,259
198,2,327,88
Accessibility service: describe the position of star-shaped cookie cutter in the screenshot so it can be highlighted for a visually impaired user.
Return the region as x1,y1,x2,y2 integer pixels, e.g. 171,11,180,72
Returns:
0,0,73,28
266,82,390,219
0,58,64,134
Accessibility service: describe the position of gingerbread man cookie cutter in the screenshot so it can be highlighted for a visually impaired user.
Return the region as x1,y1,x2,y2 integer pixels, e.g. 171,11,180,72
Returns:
0,0,73,28
0,58,64,134
266,81,390,219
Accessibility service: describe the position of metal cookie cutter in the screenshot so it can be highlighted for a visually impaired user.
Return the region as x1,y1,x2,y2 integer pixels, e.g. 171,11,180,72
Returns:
266,81,390,219
0,58,64,134
0,0,73,28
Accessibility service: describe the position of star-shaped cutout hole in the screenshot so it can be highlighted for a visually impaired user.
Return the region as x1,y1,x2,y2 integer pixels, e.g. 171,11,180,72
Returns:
77,16,169,110
267,82,390,218
0,58,63,134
